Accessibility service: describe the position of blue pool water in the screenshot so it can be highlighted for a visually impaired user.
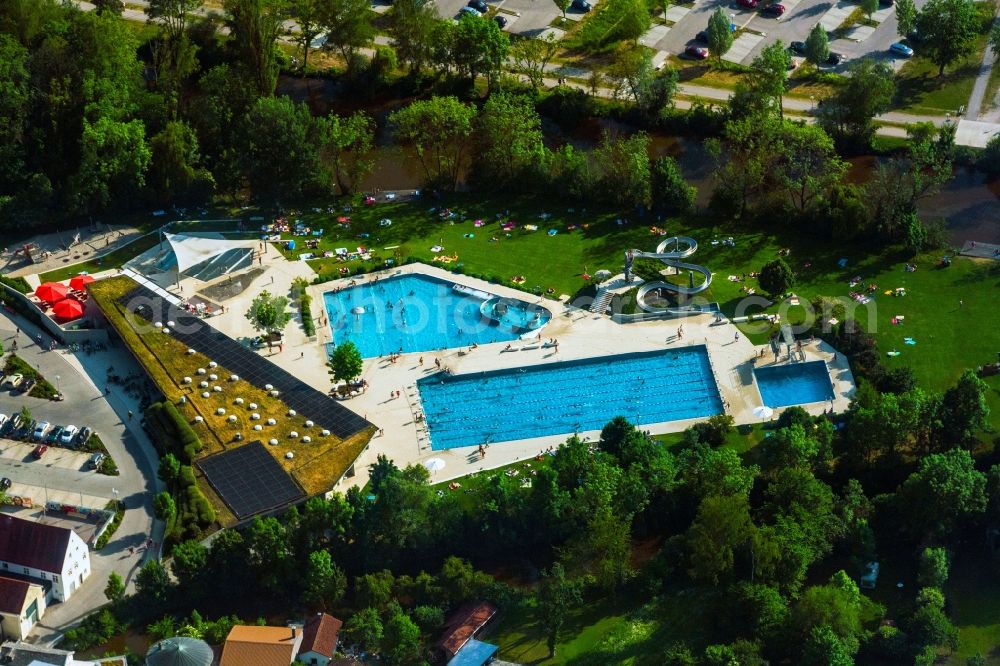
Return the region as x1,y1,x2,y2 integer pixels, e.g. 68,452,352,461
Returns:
418,347,723,450
323,274,551,358
755,361,834,408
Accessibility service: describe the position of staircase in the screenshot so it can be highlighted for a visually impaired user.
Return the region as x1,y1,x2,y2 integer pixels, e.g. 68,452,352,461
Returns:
590,289,614,314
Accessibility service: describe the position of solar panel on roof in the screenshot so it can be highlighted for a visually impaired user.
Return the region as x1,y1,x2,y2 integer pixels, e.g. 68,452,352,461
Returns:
198,441,305,519
118,284,372,438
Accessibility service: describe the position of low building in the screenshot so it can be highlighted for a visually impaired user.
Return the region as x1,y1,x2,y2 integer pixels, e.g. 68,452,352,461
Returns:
0,514,91,602
435,602,498,665
0,640,125,665
145,636,215,666
219,625,303,666
0,575,46,640
297,613,343,666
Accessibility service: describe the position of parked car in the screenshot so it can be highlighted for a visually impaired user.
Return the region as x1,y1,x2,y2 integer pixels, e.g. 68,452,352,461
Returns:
0,477,10,491
459,6,482,16
32,421,50,441
889,42,914,57
761,3,785,15
737,0,757,9
19,376,35,394
685,45,709,59
494,14,507,27
826,52,844,65
696,30,709,43
87,453,106,470
46,425,64,444
0,414,7,431
60,425,79,445
467,0,488,13
77,426,93,447
789,41,805,54
2,374,24,390
571,0,592,11
32,444,48,459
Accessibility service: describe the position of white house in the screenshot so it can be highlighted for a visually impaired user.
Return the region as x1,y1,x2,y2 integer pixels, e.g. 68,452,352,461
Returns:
0,575,47,640
0,515,91,603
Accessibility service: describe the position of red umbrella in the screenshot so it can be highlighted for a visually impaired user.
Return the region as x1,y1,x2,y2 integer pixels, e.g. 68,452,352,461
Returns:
52,298,84,320
69,274,94,291
35,282,69,303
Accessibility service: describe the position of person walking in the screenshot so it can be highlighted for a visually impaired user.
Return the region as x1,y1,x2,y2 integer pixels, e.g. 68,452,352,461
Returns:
127,410,133,420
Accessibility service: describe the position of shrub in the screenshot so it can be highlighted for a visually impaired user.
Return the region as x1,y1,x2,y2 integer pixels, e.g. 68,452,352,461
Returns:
95,501,125,550
0,275,31,294
758,258,795,296
144,401,204,462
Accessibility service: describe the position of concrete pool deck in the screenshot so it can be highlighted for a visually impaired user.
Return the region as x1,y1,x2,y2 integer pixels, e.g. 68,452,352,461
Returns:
127,255,855,491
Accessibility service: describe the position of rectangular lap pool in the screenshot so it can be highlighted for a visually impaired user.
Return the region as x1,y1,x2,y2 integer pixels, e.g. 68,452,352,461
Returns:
754,360,834,408
324,273,551,358
417,347,723,450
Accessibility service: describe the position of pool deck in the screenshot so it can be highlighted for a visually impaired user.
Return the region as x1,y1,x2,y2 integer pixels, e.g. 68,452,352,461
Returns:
127,253,854,491
306,264,855,489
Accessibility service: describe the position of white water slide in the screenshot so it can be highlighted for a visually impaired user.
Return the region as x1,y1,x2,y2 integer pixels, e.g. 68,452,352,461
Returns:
627,236,713,314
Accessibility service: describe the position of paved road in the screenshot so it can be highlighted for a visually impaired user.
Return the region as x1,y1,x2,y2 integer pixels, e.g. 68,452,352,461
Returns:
0,310,164,646
966,5,1000,119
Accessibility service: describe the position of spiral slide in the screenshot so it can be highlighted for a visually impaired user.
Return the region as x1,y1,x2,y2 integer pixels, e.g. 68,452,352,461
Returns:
626,236,713,314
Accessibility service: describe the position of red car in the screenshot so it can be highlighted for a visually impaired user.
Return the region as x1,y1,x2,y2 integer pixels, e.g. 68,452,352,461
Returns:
32,444,48,459
761,2,785,14
685,45,709,59
737,0,757,8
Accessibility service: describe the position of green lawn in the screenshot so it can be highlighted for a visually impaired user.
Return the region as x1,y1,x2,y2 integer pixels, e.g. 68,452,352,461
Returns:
945,551,1000,665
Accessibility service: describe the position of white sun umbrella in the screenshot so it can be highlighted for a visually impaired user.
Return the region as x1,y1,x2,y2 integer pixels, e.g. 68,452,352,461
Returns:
595,269,613,279
424,458,446,472
753,406,774,419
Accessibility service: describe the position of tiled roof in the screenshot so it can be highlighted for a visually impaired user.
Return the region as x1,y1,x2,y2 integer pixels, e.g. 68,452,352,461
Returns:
300,613,343,658
435,602,498,659
0,575,31,615
219,625,297,666
0,515,72,573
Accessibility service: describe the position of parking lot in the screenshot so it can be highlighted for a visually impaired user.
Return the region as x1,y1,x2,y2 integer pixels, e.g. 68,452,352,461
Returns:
430,0,600,36
639,0,929,70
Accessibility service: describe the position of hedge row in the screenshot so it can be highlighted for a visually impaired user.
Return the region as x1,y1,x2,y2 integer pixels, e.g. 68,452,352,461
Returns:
0,276,31,294
144,401,204,463
172,464,215,542
300,292,315,337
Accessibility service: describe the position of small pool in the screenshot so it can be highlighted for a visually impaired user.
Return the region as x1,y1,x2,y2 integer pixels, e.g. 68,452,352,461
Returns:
323,273,551,358
754,361,834,408
418,347,723,450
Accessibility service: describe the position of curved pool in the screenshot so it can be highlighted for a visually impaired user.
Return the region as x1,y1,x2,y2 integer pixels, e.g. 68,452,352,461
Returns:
324,273,551,358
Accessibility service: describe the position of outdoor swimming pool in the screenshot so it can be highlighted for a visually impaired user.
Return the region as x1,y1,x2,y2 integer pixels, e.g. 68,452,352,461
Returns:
417,347,723,450
323,273,551,358
755,360,834,408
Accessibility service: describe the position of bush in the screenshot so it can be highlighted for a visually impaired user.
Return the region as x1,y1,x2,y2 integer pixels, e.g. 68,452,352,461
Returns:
144,401,203,462
95,501,125,550
0,275,31,294
62,608,124,651
758,258,795,296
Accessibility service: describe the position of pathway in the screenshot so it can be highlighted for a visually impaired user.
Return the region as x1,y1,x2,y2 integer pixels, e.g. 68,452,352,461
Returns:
966,4,1000,119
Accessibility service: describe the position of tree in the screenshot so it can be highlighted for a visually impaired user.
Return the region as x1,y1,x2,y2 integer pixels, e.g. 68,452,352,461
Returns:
355,570,396,610
474,93,545,189
320,0,374,73
153,491,176,523
170,539,208,590
158,453,181,486
149,120,214,204
317,111,375,195
817,58,895,148
389,96,476,191
897,0,918,37
936,369,990,446
245,290,291,334
224,0,288,96
734,41,792,119
860,0,879,20
594,131,652,208
343,608,383,648
805,23,830,65
452,13,509,91
510,33,560,90
290,0,325,72
104,572,125,605
916,0,978,75
777,123,846,213
652,156,696,214
302,550,347,609
553,0,571,19
918,547,949,588
538,562,581,657
380,610,422,664
897,448,987,541
136,560,172,604
801,625,856,666
328,340,363,385
758,258,795,296
71,118,152,214
687,494,754,584
707,8,733,61
147,0,203,111
241,96,326,201
390,0,439,75
607,48,677,119
0,35,28,193
907,587,958,650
